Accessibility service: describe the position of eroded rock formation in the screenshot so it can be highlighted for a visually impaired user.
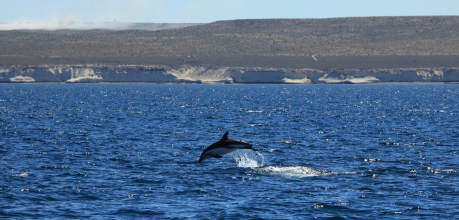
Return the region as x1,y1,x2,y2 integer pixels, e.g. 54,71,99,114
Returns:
1,65,459,84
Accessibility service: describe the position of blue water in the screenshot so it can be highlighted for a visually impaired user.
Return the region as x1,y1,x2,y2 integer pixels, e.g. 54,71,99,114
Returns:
1,84,458,219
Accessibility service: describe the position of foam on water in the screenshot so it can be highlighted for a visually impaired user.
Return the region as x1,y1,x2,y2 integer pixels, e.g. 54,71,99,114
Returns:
228,150,335,178
12,173,29,177
254,165,337,178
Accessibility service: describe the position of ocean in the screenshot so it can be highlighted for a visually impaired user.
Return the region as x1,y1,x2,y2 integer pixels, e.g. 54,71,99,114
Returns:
1,83,458,219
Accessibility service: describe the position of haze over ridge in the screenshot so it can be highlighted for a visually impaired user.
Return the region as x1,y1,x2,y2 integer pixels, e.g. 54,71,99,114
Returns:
0,21,202,31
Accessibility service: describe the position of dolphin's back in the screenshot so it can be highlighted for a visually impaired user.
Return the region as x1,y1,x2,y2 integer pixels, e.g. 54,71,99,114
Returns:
201,139,251,154
199,131,258,163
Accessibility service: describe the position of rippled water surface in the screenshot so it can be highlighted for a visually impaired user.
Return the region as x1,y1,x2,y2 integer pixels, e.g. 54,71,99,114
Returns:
1,84,458,219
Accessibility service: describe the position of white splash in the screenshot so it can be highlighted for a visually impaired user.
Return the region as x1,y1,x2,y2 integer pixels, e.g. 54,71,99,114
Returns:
254,165,337,178
229,150,265,168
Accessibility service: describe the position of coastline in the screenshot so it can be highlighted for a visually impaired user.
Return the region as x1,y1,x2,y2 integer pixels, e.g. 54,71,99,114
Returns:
2,65,459,84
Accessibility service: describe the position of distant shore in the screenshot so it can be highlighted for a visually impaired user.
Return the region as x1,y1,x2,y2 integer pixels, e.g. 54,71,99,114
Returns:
2,65,459,84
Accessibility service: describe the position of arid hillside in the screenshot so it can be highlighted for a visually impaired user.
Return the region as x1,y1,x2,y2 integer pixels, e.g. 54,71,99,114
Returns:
1,16,459,69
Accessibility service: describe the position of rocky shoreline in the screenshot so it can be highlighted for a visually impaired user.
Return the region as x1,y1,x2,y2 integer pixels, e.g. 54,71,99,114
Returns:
1,65,459,84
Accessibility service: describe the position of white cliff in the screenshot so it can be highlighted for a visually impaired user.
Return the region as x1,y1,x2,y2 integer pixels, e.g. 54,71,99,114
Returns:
9,75,35,83
66,68,103,83
1,65,459,84
317,74,379,83
229,69,314,83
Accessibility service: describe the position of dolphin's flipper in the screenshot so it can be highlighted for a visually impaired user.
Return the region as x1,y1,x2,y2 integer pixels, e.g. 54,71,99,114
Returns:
220,131,229,141
213,155,223,158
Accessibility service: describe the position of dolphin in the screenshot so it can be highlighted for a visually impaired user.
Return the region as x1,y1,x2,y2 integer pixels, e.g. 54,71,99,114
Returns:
199,131,258,163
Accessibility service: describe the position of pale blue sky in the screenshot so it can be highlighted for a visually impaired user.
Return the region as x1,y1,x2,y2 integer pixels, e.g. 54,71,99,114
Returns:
1,0,458,24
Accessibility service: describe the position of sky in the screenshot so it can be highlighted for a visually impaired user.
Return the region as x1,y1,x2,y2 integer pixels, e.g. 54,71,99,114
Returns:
0,0,458,29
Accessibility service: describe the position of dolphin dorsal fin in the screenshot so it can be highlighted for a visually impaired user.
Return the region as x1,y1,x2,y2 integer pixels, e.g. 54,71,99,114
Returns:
220,131,229,141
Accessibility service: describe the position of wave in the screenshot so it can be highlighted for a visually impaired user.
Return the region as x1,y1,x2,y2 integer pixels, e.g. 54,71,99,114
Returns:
246,110,263,113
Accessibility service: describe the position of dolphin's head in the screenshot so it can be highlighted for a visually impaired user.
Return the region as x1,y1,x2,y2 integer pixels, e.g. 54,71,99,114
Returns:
199,152,213,163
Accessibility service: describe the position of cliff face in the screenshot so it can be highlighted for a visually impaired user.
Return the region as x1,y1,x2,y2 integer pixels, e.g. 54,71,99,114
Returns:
1,65,459,84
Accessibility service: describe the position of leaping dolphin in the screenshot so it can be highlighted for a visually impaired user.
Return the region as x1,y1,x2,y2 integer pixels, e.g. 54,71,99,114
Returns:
199,131,258,163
